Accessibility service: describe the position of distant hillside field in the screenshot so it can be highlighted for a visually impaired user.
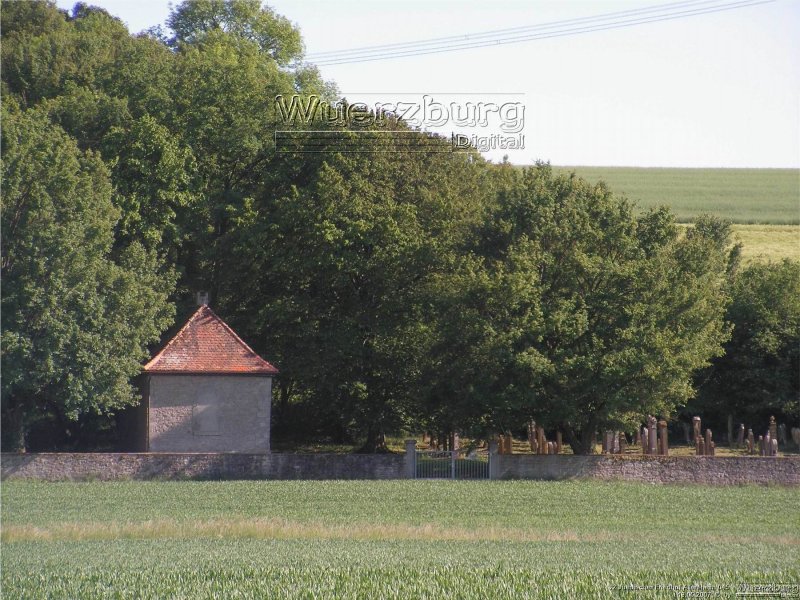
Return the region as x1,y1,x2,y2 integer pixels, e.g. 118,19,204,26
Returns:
546,166,799,225
732,224,800,264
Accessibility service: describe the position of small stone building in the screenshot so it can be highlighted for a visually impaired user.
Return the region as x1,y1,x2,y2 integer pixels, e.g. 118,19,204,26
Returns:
138,305,278,452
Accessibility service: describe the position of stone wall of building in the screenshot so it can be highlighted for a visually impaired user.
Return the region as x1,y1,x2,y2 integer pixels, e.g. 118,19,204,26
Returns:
147,375,271,452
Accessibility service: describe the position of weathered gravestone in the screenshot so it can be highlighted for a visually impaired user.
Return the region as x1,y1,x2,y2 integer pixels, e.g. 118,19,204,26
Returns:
648,416,658,455
658,420,669,456
528,421,537,453
769,417,778,446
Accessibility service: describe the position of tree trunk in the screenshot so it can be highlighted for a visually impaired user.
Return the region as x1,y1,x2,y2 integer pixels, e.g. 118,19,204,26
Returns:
562,418,598,455
358,425,389,453
2,403,27,452
278,379,290,414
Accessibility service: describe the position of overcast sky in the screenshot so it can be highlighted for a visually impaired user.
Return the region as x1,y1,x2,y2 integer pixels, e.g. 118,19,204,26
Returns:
56,0,800,167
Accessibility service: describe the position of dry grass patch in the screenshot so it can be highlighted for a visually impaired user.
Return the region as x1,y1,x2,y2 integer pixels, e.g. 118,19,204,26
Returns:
4,518,799,547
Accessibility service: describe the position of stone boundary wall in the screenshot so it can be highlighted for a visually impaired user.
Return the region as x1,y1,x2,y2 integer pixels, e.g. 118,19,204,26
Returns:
492,454,800,485
2,452,798,484
0,452,405,481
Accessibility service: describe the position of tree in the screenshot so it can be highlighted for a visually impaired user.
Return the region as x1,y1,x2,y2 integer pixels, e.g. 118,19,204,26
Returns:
1,107,175,450
430,165,732,453
167,0,303,65
215,127,490,451
690,259,800,428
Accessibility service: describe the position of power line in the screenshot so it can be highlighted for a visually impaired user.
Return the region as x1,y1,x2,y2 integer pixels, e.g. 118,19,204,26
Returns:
311,0,771,65
307,0,773,66
307,0,715,59
308,0,769,64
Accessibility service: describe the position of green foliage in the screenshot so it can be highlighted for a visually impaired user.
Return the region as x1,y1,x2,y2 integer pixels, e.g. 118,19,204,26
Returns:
101,115,197,257
1,0,788,452
0,108,175,450
426,166,732,452
167,0,304,64
217,129,490,449
691,260,800,425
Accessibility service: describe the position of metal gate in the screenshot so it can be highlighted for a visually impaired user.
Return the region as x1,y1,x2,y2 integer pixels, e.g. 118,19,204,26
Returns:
415,448,490,479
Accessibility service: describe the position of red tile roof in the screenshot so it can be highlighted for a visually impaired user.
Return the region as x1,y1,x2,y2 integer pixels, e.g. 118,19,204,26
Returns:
143,305,278,375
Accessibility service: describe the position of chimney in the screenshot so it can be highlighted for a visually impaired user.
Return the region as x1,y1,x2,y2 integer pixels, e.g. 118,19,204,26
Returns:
196,291,210,306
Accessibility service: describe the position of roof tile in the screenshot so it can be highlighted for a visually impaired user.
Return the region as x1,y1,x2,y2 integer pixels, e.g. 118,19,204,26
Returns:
143,305,278,375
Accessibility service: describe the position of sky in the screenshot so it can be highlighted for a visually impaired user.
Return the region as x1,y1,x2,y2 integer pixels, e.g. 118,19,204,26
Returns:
55,0,800,167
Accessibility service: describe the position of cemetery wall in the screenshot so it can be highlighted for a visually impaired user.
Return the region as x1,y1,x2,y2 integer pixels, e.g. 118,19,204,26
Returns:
492,454,800,485
0,452,406,481
2,452,798,484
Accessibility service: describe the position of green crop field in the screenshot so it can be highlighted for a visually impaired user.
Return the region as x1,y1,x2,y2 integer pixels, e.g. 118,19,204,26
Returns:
549,166,800,225
3,481,798,598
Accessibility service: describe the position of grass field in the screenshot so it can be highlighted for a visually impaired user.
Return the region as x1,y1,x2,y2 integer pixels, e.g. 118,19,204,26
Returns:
3,481,798,598
550,166,799,225
732,224,800,264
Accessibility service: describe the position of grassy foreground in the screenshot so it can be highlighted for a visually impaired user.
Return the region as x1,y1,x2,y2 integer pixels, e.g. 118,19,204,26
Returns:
551,166,800,225
3,481,799,598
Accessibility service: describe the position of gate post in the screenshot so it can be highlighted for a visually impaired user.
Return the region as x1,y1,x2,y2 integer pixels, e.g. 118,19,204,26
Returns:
405,439,417,479
488,440,500,480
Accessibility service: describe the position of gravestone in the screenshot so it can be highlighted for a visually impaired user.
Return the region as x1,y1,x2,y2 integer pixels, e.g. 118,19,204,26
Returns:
658,420,669,456
747,429,755,455
704,429,712,456
693,417,702,446
527,421,537,453
642,427,649,455
648,416,658,455
769,417,778,447
791,427,800,450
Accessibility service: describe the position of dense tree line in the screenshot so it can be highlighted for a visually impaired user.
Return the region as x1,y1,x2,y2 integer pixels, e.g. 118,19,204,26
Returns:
2,1,797,452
